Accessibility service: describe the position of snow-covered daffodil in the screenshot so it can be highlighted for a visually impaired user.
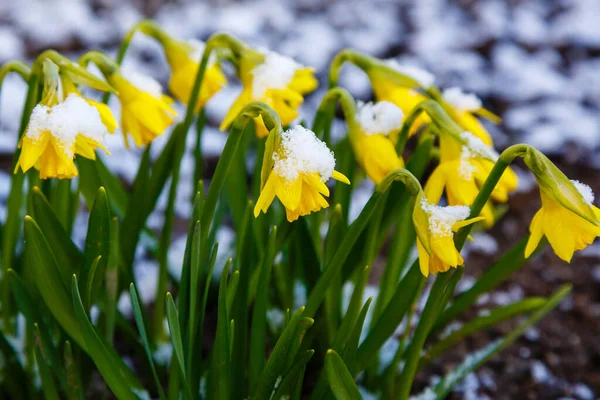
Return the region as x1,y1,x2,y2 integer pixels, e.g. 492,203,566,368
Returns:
424,131,518,226
351,101,404,184
61,75,117,134
413,192,484,277
221,48,318,138
163,38,226,110
15,94,110,179
520,149,600,263
254,125,349,222
107,68,177,147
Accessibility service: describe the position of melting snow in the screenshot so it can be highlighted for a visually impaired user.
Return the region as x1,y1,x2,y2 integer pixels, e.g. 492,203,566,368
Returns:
251,49,300,99
273,125,335,182
356,100,404,135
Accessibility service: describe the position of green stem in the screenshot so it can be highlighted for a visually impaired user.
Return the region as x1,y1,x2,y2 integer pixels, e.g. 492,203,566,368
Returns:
328,49,379,88
0,61,31,85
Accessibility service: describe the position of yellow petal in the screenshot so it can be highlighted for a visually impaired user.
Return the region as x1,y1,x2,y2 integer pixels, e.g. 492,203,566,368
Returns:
332,170,350,185
417,239,430,277
254,172,277,217
275,175,303,211
525,209,544,258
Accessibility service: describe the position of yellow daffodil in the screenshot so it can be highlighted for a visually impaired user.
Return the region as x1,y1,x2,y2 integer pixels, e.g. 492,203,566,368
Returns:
424,131,518,226
254,125,349,222
525,178,600,262
107,69,177,147
351,101,405,184
221,48,318,138
440,87,498,146
15,94,110,179
413,193,484,277
163,38,226,110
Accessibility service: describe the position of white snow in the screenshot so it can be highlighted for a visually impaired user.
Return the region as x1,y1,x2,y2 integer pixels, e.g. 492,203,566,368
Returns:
273,125,335,182
421,197,471,237
25,94,108,157
570,180,595,205
251,49,300,99
460,131,499,161
120,67,164,98
356,101,403,136
385,59,435,88
443,87,482,112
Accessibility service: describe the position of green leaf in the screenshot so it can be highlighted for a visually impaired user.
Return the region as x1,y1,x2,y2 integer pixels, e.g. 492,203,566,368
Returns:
130,284,166,400
210,259,233,400
7,269,38,322
105,217,120,343
255,307,313,399
304,191,385,318
82,187,111,309
77,157,128,218
356,263,424,370
64,340,85,400
324,350,361,400
422,285,572,398
34,333,61,400
24,216,84,347
249,226,278,394
343,297,372,375
271,349,314,400
226,270,240,317
0,327,31,400
30,186,83,286
71,275,143,399
422,298,546,367
166,293,193,399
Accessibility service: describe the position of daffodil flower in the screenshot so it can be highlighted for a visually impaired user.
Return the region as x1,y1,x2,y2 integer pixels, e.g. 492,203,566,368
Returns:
107,68,177,147
221,48,318,138
526,179,600,262
15,94,110,179
424,131,518,226
254,125,349,222
163,38,226,110
351,101,405,184
413,193,484,277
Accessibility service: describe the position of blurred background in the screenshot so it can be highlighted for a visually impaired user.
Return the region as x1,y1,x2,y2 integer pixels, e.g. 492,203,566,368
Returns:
1,0,599,398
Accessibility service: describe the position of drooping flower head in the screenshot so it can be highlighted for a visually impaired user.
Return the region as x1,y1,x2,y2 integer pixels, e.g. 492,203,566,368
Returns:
254,126,349,222
424,130,518,226
107,67,177,147
163,38,226,110
413,192,483,277
350,100,404,184
15,60,110,179
221,48,318,138
522,150,600,262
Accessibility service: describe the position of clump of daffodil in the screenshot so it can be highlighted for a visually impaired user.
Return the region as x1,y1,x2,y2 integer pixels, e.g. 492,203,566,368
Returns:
521,150,600,262
221,48,318,138
15,61,110,179
413,192,484,277
254,125,349,222
106,67,177,147
351,100,405,184
424,130,518,226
